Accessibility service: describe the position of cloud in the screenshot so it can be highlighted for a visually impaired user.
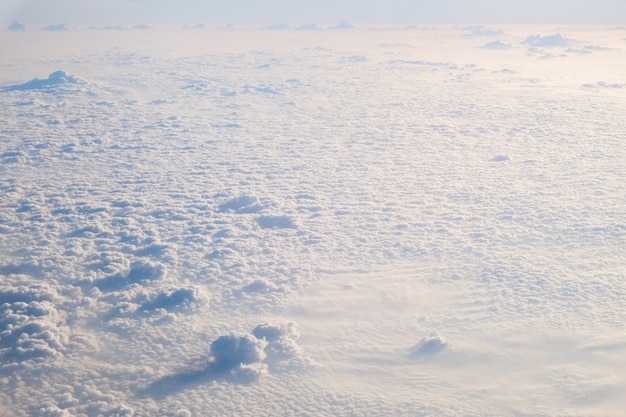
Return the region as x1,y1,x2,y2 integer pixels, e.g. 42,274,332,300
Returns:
490,155,510,162
182,23,206,30
482,40,510,50
524,33,568,47
142,330,270,398
1,23,625,416
582,81,625,89
0,285,65,363
42,24,69,32
1,71,83,92
253,322,305,368
91,261,166,292
137,286,208,314
464,25,503,37
8,20,25,31
256,215,298,229
409,334,450,360
218,195,263,214
210,332,266,368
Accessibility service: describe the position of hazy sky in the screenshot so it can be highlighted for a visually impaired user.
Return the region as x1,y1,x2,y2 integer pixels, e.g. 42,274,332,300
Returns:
2,0,625,26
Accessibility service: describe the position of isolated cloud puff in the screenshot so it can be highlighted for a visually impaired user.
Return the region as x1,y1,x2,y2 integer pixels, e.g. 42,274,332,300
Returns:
209,332,268,380
182,23,206,30
92,260,166,292
490,154,510,162
330,21,354,30
210,332,266,366
2,71,82,92
8,20,25,31
256,215,298,229
253,322,299,343
252,322,309,372
524,33,568,47
264,23,292,30
482,40,510,50
137,286,208,313
409,334,450,359
465,25,503,36
42,24,69,32
218,195,263,214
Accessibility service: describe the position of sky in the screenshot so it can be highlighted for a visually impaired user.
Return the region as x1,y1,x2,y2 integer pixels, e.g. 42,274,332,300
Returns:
2,0,626,26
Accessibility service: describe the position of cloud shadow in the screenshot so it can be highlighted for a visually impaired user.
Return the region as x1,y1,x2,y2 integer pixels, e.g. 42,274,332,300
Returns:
138,360,260,399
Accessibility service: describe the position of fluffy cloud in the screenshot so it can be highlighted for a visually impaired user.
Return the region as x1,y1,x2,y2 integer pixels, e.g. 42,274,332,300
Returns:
524,33,568,47
92,261,166,292
42,24,69,32
8,20,25,31
210,332,266,367
1,71,82,92
0,285,65,362
1,26,625,416
137,286,207,314
409,334,450,360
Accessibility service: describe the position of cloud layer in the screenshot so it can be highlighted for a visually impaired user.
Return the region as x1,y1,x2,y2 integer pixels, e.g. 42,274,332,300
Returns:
1,25,625,417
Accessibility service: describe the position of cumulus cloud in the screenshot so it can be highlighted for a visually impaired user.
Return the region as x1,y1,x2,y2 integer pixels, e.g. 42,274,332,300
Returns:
524,33,568,47
0,285,65,363
8,20,25,31
490,154,510,162
482,40,510,50
253,322,305,368
42,24,69,32
218,195,263,214
210,332,266,368
92,260,166,292
329,21,354,30
464,25,503,36
137,286,208,314
409,334,450,360
256,215,298,229
1,71,83,92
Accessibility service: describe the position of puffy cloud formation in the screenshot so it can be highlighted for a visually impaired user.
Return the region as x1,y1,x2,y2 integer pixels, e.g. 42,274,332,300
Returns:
524,33,568,47
93,260,166,292
209,332,267,379
1,71,82,92
138,286,207,313
8,20,25,31
142,324,303,398
256,215,298,229
253,321,299,344
218,195,263,214
482,40,510,50
465,25,503,36
253,322,306,370
210,332,266,366
409,334,450,360
42,24,69,32
1,26,625,416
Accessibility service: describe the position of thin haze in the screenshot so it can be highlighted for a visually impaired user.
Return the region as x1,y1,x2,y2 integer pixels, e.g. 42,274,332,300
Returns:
2,0,625,25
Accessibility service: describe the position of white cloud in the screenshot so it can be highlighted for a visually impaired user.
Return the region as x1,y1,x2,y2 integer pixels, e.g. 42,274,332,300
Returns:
210,332,266,370
408,334,451,359
1,25,625,417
